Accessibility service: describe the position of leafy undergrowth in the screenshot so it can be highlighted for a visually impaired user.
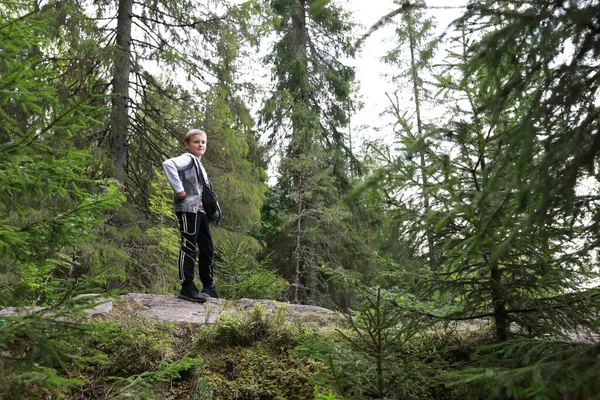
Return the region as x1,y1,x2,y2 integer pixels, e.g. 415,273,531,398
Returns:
186,305,328,400
40,303,597,399
60,304,331,399
293,324,487,400
60,305,488,399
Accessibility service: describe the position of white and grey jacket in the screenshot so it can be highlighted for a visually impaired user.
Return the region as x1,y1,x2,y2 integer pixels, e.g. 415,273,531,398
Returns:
162,153,209,214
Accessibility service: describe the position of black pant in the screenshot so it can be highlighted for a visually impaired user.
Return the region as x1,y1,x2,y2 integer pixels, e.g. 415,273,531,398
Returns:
176,211,214,288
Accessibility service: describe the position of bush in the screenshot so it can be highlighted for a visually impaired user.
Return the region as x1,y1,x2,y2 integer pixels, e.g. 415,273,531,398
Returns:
197,304,297,349
215,235,289,300
192,305,324,400
90,316,180,377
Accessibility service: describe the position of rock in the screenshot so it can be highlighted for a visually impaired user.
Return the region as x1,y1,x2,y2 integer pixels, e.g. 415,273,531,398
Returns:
119,293,222,324
0,306,45,317
117,293,340,326
0,294,340,327
0,295,113,319
74,294,114,316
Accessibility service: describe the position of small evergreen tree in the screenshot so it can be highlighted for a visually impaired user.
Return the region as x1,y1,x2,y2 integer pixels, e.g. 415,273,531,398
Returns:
360,0,600,343
0,4,122,305
0,5,125,398
356,0,443,292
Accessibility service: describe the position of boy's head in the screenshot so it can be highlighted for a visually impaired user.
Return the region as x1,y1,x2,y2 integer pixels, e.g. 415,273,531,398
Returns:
184,129,206,143
184,129,207,158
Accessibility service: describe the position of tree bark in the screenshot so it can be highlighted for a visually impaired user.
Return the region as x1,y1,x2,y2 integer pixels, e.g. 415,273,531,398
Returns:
490,262,509,341
290,0,309,103
290,0,310,304
109,0,133,184
293,175,305,303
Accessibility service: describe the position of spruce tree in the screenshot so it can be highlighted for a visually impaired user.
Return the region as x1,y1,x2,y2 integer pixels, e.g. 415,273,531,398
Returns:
428,1,600,394
435,0,600,340
118,0,266,208
262,0,376,306
30,0,265,205
17,0,271,294
357,0,442,290
0,4,122,304
356,0,599,343
0,5,125,397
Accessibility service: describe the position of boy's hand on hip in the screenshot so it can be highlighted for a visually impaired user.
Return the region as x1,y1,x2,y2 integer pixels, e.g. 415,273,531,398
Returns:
176,191,186,199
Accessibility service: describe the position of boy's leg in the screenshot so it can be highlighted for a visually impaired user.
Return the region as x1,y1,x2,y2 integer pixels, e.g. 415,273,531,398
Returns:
176,211,206,302
196,212,215,294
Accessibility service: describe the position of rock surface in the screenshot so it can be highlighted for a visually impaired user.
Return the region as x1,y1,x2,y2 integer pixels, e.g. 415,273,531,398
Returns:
118,293,340,326
0,293,340,327
0,294,113,319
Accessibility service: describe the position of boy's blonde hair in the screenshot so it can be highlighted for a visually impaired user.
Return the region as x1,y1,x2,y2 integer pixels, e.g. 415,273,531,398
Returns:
184,129,207,143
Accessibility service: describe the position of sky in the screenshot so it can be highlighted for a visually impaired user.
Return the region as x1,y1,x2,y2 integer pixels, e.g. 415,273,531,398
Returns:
248,0,470,181
137,0,469,159
342,0,468,149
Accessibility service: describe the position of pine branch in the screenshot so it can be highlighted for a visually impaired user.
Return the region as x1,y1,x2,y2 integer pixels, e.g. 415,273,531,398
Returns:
132,12,225,29
358,2,469,46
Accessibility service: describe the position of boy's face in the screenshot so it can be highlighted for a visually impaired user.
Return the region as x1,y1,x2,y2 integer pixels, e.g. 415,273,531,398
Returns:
184,133,207,158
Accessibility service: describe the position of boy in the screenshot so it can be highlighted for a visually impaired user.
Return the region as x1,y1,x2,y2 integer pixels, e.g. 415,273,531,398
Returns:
162,129,219,302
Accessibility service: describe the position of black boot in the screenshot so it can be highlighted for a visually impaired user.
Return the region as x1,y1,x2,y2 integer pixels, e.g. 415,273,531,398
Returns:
201,285,219,299
178,283,208,303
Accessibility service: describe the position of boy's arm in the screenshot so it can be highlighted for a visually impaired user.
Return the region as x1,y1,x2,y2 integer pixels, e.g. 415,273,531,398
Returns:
162,154,192,196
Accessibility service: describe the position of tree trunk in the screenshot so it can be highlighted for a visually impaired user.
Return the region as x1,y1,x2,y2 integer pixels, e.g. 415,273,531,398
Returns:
481,152,509,341
290,0,309,103
110,0,133,184
293,175,305,303
408,26,437,272
290,0,310,304
490,262,509,341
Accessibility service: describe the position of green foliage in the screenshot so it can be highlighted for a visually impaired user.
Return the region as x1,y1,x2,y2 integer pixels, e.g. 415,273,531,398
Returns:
110,0,267,211
91,316,181,377
198,304,297,349
193,305,323,400
3,0,599,398
351,0,600,398
263,112,378,306
199,87,269,232
269,137,373,304
0,294,117,399
422,0,600,340
141,83,270,297
145,171,183,293
0,6,134,398
443,338,600,400
89,214,184,294
358,0,600,347
0,3,122,306
294,288,433,399
314,388,341,400
104,358,199,400
75,314,201,399
215,235,288,300
193,344,322,400
458,1,600,228
261,0,379,308
354,0,443,293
